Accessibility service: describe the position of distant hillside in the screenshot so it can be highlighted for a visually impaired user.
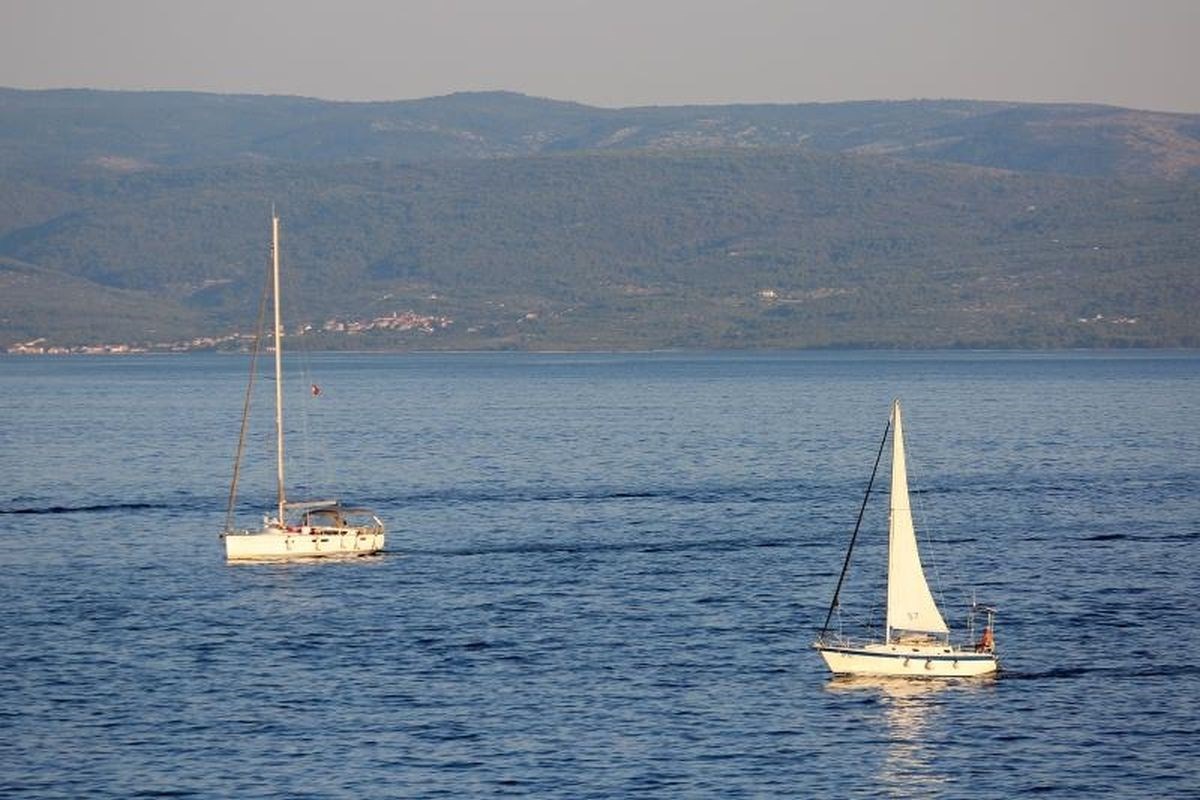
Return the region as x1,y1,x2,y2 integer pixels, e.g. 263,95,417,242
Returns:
1,89,1198,350
4,88,1200,180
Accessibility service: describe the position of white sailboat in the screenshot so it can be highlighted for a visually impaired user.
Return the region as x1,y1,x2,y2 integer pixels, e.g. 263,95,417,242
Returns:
220,212,385,561
814,400,997,677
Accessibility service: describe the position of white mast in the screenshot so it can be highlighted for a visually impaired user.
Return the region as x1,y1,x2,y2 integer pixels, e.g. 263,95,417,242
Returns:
272,211,286,524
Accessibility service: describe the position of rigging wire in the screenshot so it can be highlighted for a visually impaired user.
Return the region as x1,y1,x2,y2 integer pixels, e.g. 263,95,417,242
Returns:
223,247,273,532
818,414,891,639
277,213,335,499
906,421,950,623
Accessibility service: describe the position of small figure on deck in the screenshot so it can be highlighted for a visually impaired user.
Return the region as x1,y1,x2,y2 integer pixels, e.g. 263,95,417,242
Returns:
976,626,995,653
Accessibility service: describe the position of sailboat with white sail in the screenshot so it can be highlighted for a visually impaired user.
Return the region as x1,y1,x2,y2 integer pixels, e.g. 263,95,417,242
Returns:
220,212,385,561
814,400,997,677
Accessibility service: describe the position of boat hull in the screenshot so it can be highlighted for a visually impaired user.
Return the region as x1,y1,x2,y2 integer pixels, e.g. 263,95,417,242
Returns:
223,528,385,561
815,641,997,678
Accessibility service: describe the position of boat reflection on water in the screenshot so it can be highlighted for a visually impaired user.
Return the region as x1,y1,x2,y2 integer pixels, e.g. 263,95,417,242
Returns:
826,676,997,797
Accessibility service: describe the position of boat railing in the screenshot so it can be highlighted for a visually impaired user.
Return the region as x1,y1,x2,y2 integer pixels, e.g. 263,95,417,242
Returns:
814,631,874,649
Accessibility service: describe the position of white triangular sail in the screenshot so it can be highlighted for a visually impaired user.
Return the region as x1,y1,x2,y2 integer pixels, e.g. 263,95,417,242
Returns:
886,401,949,638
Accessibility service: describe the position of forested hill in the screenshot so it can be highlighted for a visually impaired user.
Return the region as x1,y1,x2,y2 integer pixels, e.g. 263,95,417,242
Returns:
1,88,1198,351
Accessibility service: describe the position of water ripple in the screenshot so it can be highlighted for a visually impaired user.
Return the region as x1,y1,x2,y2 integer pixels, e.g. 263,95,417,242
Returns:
1,351,1197,799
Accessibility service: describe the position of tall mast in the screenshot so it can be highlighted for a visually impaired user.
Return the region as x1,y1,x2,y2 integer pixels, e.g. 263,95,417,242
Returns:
272,211,286,523
885,401,898,644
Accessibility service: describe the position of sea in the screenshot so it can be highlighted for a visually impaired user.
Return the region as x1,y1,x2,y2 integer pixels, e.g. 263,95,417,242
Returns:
1,350,1197,799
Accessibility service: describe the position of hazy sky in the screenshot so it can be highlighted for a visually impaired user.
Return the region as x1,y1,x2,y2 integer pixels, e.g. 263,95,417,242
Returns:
2,0,1198,112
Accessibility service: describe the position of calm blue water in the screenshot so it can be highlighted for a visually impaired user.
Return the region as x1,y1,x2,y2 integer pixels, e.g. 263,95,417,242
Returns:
1,351,1197,798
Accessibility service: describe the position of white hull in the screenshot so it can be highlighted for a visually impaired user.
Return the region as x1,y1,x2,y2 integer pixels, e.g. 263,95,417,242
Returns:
223,527,385,561
816,641,997,678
